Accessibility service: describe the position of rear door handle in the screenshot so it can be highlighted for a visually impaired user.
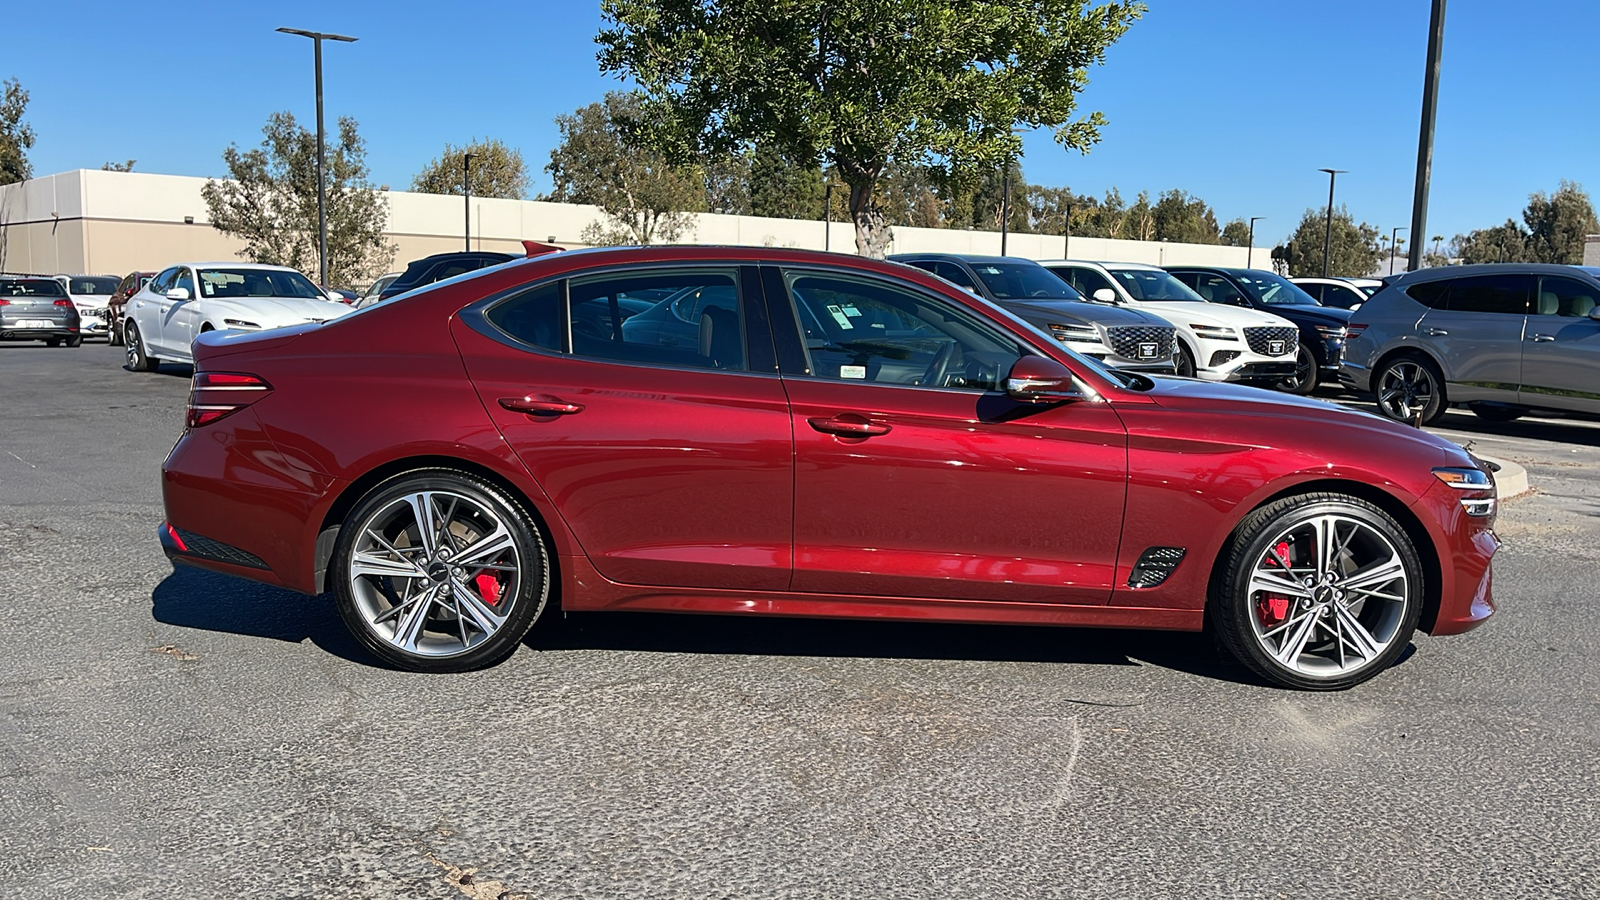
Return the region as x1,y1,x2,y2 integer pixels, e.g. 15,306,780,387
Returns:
808,414,891,437
1424,327,1449,336
499,395,584,415
1529,334,1555,343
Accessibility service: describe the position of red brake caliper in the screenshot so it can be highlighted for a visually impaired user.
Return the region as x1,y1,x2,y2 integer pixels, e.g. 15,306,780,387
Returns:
1257,540,1293,627
474,573,502,606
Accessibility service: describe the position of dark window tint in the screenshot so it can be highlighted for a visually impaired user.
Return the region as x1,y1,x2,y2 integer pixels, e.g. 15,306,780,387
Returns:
968,262,1080,301
1535,276,1600,318
781,270,1025,391
174,268,196,297
1190,273,1248,305
1403,279,1449,308
578,268,745,370
933,261,977,290
485,282,564,351
1321,284,1366,309
1297,283,1325,302
1444,274,1531,314
1065,266,1115,298
0,279,66,297
149,267,180,295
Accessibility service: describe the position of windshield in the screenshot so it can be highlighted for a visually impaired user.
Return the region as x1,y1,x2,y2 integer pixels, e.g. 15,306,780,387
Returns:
196,268,324,300
1234,271,1322,306
969,262,1083,301
1108,268,1205,302
1357,283,1381,297
1,279,67,297
67,276,120,295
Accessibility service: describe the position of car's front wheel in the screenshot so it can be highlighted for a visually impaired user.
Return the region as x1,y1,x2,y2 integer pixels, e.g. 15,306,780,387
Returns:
1374,355,1446,425
1174,341,1197,377
1277,343,1318,395
330,470,551,672
1210,493,1424,690
108,320,124,346
125,322,158,372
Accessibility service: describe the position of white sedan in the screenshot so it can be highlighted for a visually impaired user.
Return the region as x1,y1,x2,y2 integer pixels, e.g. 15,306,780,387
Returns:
124,263,350,371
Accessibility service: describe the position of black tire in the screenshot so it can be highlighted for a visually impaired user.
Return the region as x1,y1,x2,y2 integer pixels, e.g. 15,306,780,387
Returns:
1174,341,1197,378
1276,343,1318,395
44,338,61,347
1470,403,1525,423
109,322,124,346
330,469,550,672
1209,492,1424,691
1373,355,1446,425
125,322,158,372
65,336,82,348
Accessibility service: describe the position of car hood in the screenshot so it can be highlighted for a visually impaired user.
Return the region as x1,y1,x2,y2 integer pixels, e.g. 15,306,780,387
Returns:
1138,376,1468,462
1130,301,1294,329
998,299,1166,328
199,297,352,325
1265,304,1354,326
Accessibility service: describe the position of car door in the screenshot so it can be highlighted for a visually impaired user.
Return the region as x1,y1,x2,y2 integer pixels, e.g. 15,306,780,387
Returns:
134,267,181,354
166,267,206,357
453,264,795,591
1519,274,1600,412
1419,273,1531,403
767,265,1128,604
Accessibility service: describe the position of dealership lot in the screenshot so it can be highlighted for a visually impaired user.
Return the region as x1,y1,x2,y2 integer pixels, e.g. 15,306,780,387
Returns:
0,344,1596,898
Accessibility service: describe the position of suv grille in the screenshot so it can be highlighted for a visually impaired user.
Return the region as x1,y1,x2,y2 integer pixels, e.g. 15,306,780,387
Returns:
1106,325,1176,361
1243,326,1298,356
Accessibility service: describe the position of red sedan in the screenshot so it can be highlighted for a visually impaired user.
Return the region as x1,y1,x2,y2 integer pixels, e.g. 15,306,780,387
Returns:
159,247,1498,689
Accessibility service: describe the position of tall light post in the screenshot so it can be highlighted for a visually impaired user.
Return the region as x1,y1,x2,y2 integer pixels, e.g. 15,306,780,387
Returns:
823,179,832,252
1063,199,1074,259
1408,0,1447,272
1318,168,1347,277
276,27,358,287
463,152,475,251
1000,165,1013,256
1390,226,1408,275
1246,216,1265,269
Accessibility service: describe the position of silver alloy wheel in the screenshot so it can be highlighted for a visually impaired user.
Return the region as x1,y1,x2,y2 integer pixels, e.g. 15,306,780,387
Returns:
1376,360,1436,421
345,489,521,658
126,325,141,368
1247,513,1411,678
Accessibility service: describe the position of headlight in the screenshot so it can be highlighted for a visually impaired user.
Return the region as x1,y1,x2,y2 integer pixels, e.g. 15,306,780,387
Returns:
1315,324,1349,339
223,318,262,329
1433,466,1496,517
1048,322,1099,343
1189,324,1238,341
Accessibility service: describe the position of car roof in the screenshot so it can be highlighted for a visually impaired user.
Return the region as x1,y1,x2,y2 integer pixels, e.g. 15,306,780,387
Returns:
1392,262,1599,285
886,253,1043,266
164,262,305,272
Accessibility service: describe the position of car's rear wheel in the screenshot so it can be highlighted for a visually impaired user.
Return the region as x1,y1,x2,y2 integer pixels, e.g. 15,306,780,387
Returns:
1374,355,1446,425
1470,403,1525,423
331,470,550,672
1210,493,1423,691
1175,341,1197,377
44,338,60,347
65,336,82,348
1277,343,1317,395
125,322,158,372
109,320,124,346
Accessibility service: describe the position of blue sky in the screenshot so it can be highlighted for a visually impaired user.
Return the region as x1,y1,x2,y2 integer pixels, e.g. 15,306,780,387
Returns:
8,0,1596,247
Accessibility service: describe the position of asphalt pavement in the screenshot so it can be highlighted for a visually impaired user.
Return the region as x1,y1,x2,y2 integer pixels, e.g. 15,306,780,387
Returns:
0,341,1595,899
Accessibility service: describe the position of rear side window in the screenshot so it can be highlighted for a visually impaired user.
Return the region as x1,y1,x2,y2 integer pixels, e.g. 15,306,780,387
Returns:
1402,280,1449,308
1444,274,1532,314
485,282,564,352
1297,283,1324,302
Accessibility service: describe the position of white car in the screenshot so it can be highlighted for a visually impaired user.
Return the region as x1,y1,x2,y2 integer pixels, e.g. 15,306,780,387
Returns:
1290,276,1383,311
124,262,350,371
53,274,121,340
1040,260,1301,385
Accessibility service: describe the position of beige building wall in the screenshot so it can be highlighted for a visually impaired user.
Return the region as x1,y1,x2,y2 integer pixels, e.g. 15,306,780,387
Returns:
2,169,1269,285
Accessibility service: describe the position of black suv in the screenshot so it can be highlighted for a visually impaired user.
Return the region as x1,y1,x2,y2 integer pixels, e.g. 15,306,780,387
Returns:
1164,266,1353,394
370,251,521,305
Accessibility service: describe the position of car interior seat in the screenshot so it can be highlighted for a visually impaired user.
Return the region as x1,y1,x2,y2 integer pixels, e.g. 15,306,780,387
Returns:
1571,295,1596,318
699,306,742,368
1539,291,1560,316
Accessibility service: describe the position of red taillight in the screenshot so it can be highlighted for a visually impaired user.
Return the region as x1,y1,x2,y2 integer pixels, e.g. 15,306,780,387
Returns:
0,299,9,306
1346,323,1368,339
186,371,271,428
54,299,73,307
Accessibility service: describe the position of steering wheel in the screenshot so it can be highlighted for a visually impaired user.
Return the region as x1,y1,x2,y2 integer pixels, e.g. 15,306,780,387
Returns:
922,341,956,388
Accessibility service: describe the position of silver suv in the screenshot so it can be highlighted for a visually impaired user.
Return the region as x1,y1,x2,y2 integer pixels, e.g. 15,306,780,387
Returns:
1341,264,1600,424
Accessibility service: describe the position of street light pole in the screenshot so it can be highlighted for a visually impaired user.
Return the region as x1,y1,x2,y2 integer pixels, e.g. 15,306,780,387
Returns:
1247,216,1264,269
1000,164,1012,256
1408,0,1447,273
1063,200,1073,259
463,152,474,251
1390,226,1408,275
823,180,832,252
1318,168,1347,277
276,27,358,287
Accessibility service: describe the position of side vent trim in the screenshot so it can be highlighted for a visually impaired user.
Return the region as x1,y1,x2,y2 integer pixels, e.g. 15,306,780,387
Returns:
1128,547,1186,589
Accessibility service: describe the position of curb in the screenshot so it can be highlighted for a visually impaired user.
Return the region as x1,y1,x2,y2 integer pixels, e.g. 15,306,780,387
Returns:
1477,454,1530,499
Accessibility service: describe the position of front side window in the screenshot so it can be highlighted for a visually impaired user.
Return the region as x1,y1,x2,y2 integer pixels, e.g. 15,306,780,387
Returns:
969,262,1082,302
1536,276,1600,318
1108,268,1204,302
174,268,196,297
1190,273,1247,305
932,261,978,290
196,268,323,299
1444,274,1532,315
781,270,1026,391
1233,271,1320,306
149,267,180,295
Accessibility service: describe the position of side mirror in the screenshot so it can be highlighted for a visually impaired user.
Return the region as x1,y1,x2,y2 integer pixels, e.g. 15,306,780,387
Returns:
1006,356,1085,404
165,287,190,301
1589,305,1600,321
1092,288,1118,304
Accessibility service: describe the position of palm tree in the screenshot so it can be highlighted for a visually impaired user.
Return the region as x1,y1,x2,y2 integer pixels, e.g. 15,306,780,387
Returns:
1431,235,1443,255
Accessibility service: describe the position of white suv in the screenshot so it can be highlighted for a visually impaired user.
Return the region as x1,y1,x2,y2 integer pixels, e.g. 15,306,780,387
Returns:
1040,260,1301,384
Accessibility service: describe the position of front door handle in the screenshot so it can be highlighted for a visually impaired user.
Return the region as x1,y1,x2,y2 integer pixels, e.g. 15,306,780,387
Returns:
1529,334,1555,343
499,395,584,415
1423,327,1449,336
808,414,891,437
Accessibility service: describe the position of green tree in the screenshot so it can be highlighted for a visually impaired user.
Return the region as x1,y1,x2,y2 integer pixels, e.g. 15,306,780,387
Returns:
597,1,1145,258
1220,218,1252,247
1281,206,1382,277
749,144,824,220
411,138,529,199
101,160,136,172
1522,180,1599,264
1151,189,1219,244
200,111,395,288
1454,220,1529,264
704,151,753,215
1028,185,1088,236
545,93,707,246
1,78,36,185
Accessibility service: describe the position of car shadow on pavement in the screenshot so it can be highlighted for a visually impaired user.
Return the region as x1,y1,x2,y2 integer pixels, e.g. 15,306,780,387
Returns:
525,610,1266,686
150,565,372,665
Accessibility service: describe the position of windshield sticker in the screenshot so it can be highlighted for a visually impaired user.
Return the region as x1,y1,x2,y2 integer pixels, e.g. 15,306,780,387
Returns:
826,304,854,329
841,305,863,317
839,365,867,379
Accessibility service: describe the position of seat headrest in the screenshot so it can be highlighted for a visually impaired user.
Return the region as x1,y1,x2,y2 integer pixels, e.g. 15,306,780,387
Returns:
1539,291,1560,316
699,306,742,368
1572,296,1595,318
